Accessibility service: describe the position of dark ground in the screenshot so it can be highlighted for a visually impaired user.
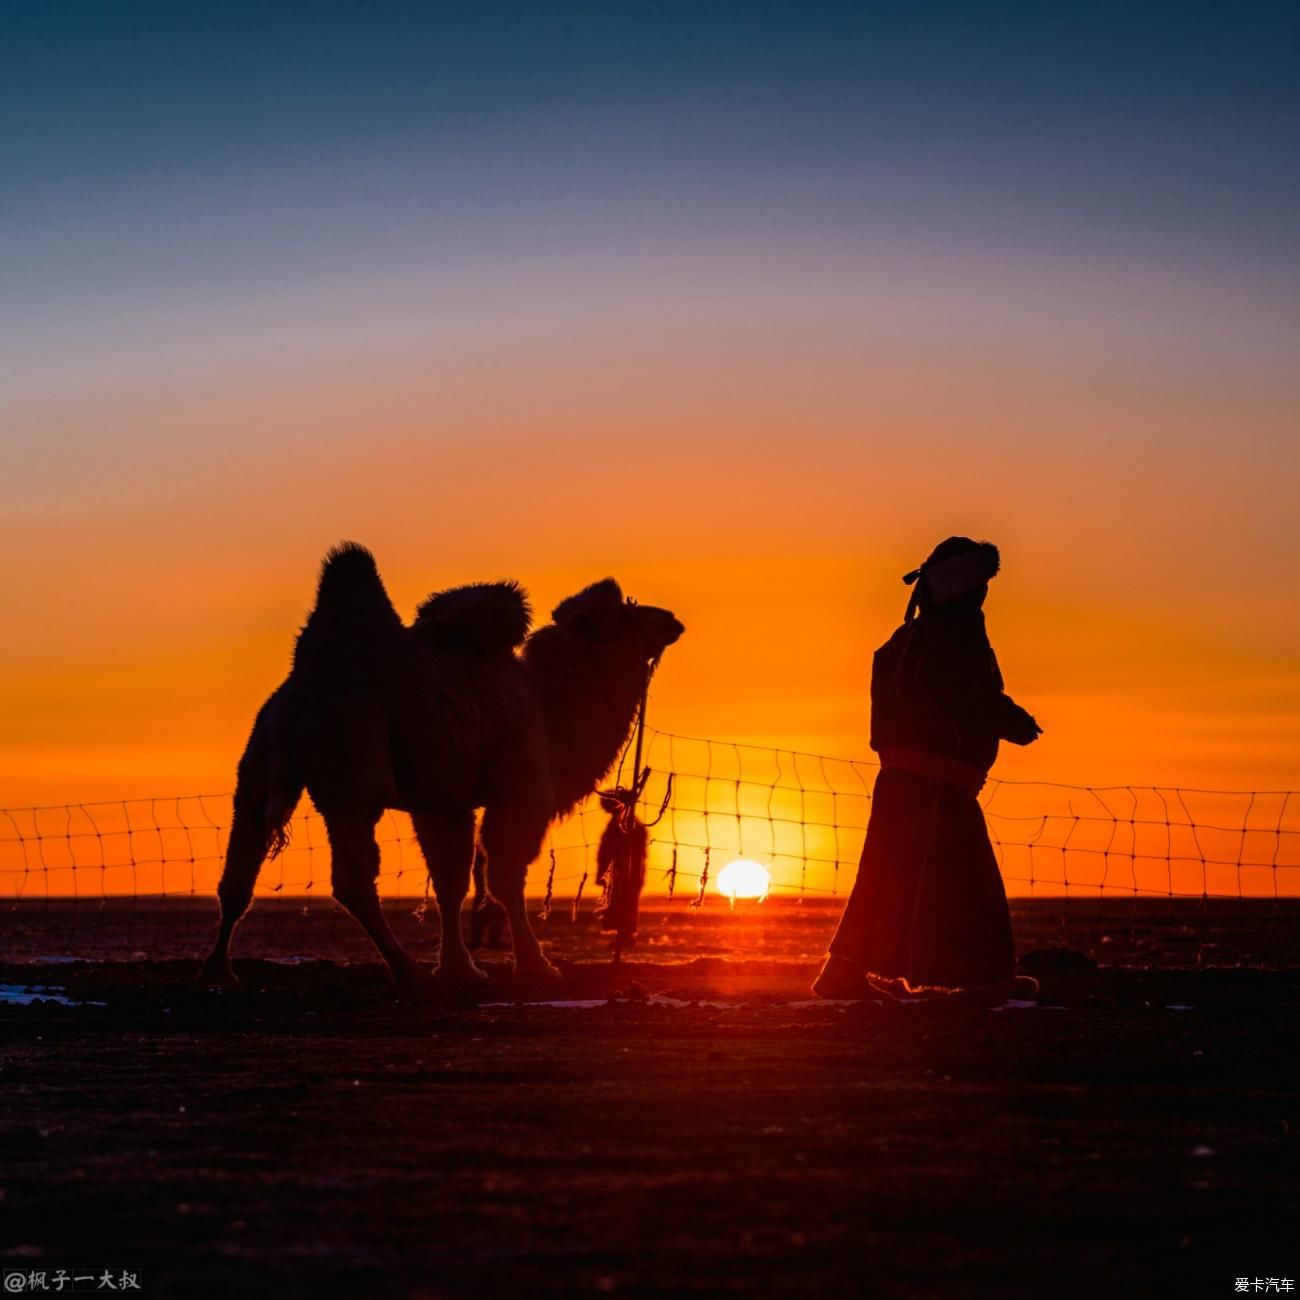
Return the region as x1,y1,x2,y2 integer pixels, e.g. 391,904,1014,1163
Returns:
1,901,1297,1299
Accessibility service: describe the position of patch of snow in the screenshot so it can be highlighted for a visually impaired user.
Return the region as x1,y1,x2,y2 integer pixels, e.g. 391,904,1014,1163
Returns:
646,994,736,1009
480,998,609,1009
480,994,743,1010
785,998,858,1009
0,984,106,1008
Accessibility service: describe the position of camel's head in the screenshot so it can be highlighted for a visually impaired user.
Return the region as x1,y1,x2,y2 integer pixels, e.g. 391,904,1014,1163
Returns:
552,578,684,663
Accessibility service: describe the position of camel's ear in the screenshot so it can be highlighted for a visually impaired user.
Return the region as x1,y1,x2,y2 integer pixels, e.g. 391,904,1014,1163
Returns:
552,578,623,633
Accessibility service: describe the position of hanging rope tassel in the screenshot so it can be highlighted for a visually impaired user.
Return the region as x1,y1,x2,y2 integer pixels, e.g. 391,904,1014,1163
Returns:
593,770,651,955
590,657,663,960
692,847,711,909
540,847,556,923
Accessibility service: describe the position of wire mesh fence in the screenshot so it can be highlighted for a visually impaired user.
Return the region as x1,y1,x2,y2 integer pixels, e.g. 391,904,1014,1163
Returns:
2,728,1298,967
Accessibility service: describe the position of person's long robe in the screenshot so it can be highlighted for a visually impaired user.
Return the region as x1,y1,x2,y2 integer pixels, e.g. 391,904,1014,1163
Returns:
828,604,1036,987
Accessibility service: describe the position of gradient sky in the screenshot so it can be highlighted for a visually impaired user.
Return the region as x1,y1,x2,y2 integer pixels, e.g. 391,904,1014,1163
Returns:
2,0,1299,810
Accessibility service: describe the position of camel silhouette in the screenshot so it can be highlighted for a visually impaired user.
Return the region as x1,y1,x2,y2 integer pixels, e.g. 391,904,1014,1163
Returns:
199,543,683,988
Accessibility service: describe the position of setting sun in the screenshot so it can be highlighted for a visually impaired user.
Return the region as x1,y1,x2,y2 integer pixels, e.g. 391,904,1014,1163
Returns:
715,858,772,901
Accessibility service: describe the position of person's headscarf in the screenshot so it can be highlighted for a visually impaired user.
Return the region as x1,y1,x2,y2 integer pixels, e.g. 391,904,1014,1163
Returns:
902,537,1001,624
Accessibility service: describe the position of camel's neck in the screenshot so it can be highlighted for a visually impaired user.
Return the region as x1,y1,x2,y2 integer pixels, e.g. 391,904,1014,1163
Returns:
526,633,650,815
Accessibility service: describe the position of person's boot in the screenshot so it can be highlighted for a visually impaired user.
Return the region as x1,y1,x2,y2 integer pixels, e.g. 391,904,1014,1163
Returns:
867,973,909,1000
812,953,875,999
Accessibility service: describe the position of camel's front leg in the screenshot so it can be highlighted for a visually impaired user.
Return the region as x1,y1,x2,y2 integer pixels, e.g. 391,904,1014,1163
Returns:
411,808,486,982
480,801,561,985
325,810,429,989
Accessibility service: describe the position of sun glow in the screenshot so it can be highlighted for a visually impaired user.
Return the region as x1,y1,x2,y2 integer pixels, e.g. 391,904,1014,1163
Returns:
715,858,771,901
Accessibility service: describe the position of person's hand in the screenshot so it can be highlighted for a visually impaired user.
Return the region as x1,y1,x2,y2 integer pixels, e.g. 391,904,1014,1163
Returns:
1006,706,1043,746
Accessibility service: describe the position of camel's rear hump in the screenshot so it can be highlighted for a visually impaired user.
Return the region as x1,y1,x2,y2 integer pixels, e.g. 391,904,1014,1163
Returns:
292,542,404,683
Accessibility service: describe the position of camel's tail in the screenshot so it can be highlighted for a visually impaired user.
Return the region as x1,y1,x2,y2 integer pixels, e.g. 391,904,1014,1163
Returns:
471,844,488,906
234,684,304,859
292,541,404,681
467,845,510,948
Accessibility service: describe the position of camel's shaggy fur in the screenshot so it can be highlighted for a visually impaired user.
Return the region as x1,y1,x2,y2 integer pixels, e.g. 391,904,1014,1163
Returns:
200,543,683,987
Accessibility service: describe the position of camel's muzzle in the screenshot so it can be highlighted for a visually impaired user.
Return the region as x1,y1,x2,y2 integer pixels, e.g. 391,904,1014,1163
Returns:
636,605,685,655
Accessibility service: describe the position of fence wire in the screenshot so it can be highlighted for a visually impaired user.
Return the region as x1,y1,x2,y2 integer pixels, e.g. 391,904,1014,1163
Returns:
2,728,1298,966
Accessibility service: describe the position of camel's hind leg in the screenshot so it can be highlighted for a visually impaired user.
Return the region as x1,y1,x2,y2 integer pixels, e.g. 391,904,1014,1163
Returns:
410,809,486,982
325,810,427,988
200,687,301,985
199,800,270,986
480,802,561,984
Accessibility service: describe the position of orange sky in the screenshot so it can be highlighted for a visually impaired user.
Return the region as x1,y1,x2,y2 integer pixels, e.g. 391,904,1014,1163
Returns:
3,5,1298,877
3,308,1297,817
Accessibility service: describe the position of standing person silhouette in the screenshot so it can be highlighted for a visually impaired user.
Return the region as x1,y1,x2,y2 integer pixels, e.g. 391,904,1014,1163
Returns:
814,537,1042,1000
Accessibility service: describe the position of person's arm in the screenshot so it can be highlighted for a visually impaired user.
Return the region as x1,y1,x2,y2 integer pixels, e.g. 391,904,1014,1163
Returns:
993,691,1042,745
985,642,1042,745
924,627,1042,747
